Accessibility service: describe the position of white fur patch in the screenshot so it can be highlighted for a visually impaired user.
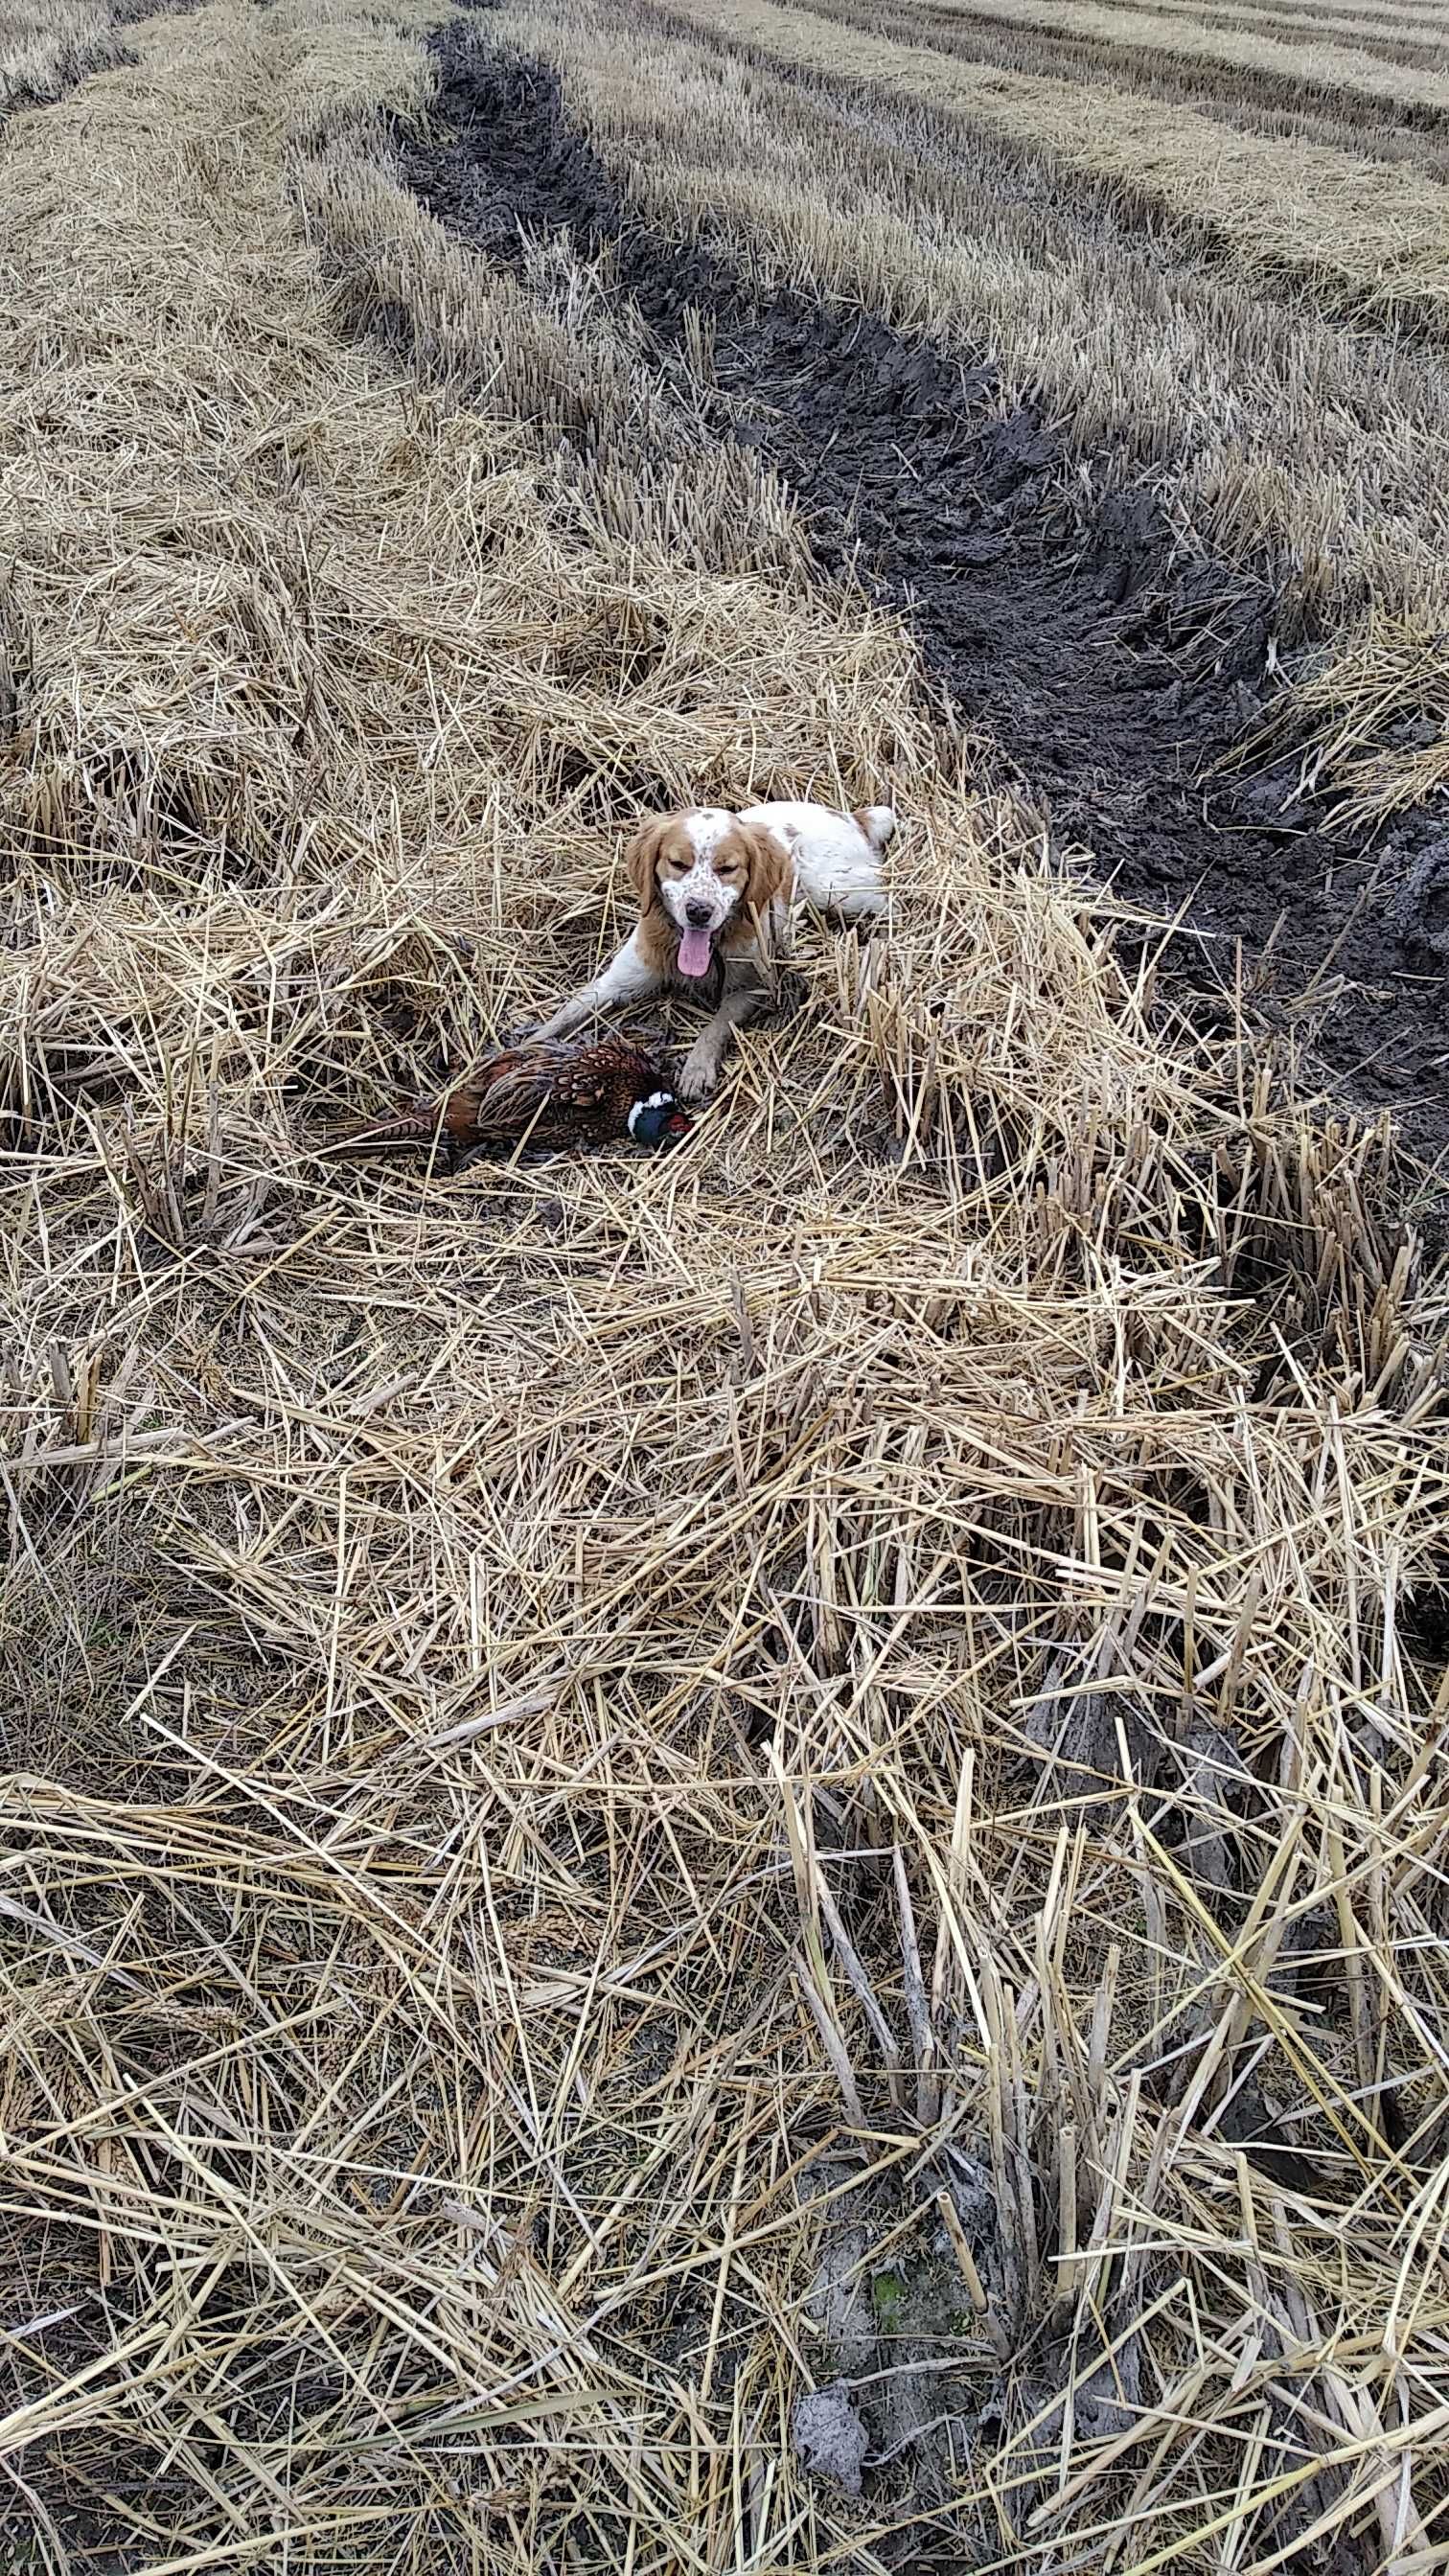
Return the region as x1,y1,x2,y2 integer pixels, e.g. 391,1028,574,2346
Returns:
683,810,734,862
740,800,888,919
661,813,743,941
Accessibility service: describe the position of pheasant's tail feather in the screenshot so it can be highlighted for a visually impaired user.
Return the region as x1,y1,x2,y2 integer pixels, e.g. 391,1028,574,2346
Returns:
321,1101,447,1153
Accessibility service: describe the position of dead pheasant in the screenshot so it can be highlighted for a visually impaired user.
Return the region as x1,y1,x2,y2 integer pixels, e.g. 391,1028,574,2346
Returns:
324,1037,690,1169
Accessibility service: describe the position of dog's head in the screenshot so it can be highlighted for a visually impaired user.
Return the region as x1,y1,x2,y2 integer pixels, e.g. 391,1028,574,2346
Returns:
625,809,789,979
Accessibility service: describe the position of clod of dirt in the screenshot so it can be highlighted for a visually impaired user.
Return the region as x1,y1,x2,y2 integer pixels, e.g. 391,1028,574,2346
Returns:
1020,2324,1144,2458
398,25,1449,1162
1384,834,1449,969
1022,1650,1153,1827
1171,1714,1249,1897
791,2384,870,2498
798,2150,1020,2517
802,2205,877,2379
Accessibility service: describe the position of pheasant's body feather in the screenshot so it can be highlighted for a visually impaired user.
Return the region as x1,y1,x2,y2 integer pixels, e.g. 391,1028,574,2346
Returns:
326,1038,687,1162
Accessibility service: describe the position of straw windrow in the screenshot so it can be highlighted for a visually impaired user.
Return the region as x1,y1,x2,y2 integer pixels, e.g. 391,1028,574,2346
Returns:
1,3,1446,2568
0,0,130,117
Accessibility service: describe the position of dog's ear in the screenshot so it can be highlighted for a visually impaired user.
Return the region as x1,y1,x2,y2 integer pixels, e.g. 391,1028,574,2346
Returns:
624,818,671,916
741,823,790,920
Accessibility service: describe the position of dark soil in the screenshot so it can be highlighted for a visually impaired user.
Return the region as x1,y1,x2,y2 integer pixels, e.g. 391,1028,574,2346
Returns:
398,27,1448,1166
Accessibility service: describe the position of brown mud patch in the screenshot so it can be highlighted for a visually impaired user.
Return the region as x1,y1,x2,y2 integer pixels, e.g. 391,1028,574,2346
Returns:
396,26,1448,1168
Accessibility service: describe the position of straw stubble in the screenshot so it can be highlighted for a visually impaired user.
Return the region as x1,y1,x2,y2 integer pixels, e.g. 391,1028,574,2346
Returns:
0,3,1446,2570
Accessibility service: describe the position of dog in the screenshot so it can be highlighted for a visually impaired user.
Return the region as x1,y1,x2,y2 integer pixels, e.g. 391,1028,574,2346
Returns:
532,801,894,1100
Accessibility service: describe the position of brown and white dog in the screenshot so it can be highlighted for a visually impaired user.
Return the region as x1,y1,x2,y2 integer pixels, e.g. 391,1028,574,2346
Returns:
532,800,894,1099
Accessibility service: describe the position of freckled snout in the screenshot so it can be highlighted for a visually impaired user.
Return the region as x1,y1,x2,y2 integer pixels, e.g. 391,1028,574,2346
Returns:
684,897,714,928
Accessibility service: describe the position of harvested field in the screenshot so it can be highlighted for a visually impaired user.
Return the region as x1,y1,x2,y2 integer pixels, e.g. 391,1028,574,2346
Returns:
621,0,1449,331
489,0,1449,831
2,1,1448,2573
821,0,1449,131
809,0,1449,181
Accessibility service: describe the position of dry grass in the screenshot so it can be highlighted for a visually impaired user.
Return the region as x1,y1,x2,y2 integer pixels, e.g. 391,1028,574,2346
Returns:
1119,0,1449,31
1140,0,1449,34
1209,0,1449,22
1257,611,1449,828
920,0,1449,63
3,3,1449,2570
0,0,128,117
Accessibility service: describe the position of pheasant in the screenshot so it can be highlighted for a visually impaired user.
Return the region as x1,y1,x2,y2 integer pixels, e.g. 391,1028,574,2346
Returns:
324,1037,691,1169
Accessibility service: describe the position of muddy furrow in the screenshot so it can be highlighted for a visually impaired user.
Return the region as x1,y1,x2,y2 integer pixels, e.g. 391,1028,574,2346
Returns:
398,26,1448,1164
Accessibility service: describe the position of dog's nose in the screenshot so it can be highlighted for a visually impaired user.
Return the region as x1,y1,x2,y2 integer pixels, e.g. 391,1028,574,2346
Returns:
684,899,713,928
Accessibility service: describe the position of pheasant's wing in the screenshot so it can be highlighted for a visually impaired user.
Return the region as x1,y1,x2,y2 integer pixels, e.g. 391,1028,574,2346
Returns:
543,1045,656,1126
457,1042,664,1144
573,1041,667,1103
588,1039,658,1083
462,1050,571,1141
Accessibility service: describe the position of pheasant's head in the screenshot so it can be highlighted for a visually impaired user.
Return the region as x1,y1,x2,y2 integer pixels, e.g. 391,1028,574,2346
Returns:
626,1089,691,1149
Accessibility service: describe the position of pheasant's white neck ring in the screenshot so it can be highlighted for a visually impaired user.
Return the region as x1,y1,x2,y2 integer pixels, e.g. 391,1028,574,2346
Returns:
628,1090,675,1138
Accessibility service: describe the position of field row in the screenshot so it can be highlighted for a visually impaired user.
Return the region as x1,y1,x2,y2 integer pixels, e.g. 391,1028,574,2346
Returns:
829,0,1449,182
643,0,1449,324
504,0,1449,826
0,0,130,115
1079,0,1449,40
864,0,1449,115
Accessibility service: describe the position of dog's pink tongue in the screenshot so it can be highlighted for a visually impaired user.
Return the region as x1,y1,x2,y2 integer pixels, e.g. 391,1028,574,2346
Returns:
677,925,713,978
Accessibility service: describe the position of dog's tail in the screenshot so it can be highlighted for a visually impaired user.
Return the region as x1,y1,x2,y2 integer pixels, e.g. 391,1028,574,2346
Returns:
852,804,897,856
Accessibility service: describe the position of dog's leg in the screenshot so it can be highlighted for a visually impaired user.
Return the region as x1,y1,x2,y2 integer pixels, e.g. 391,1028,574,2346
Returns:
531,932,661,1041
678,988,767,1101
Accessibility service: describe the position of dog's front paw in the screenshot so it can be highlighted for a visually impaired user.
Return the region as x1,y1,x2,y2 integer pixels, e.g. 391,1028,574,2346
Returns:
678,1050,720,1104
